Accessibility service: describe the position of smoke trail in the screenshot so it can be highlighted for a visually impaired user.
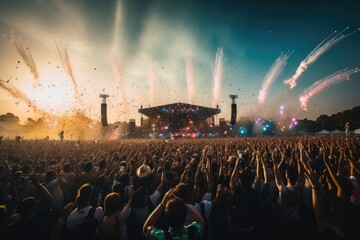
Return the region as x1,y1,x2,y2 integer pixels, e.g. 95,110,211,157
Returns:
112,49,128,119
284,27,360,89
186,51,195,104
54,39,80,98
148,63,157,106
113,0,122,49
0,79,49,117
299,68,359,111
10,31,40,87
258,51,293,104
213,48,224,107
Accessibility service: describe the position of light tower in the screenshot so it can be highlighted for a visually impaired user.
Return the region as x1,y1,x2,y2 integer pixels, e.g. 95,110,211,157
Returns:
229,95,238,126
99,94,109,127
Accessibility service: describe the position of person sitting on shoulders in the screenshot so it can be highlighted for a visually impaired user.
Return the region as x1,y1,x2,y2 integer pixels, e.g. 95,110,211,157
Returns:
143,188,205,240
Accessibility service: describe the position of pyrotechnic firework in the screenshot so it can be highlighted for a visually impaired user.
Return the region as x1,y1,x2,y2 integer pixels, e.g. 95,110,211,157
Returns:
213,48,224,107
280,105,285,115
186,51,195,104
54,39,80,99
299,68,360,111
10,31,40,87
0,79,49,116
148,63,158,106
284,27,360,89
258,51,293,104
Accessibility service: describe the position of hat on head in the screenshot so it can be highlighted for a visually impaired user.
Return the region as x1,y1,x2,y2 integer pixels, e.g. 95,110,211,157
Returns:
136,164,151,178
119,161,128,168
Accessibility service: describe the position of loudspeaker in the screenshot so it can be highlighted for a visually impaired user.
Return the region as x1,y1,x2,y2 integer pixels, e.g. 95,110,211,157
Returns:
230,103,237,125
129,119,136,136
101,103,108,127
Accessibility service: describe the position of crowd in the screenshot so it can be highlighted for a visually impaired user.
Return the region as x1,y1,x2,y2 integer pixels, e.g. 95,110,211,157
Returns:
0,135,359,239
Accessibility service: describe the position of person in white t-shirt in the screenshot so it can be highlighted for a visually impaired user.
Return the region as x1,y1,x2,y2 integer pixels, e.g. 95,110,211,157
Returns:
66,183,103,230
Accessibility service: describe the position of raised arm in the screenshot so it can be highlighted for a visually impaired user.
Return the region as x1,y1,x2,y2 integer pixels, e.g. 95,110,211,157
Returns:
323,155,343,199
218,160,223,179
304,166,329,234
156,171,166,195
230,158,240,190
180,165,190,183
273,160,285,192
211,184,224,208
194,162,202,191
29,173,52,210
349,158,360,176
185,203,205,227
296,143,305,186
277,149,286,169
254,153,263,190
143,188,173,236
205,157,212,192
150,157,159,174
261,158,268,184
336,148,344,176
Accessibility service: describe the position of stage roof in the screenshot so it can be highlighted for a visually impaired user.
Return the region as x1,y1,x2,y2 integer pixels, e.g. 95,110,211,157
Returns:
139,102,221,121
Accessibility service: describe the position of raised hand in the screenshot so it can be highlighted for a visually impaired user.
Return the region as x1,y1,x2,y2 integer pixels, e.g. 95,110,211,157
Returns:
304,166,320,188
161,188,174,206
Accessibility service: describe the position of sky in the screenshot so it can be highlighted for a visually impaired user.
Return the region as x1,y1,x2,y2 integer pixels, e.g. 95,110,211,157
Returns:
0,0,360,125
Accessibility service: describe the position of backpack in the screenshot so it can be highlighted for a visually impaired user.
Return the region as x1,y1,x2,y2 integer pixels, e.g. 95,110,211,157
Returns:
73,207,98,240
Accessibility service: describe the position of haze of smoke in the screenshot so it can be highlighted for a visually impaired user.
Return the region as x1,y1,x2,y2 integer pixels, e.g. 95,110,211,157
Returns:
0,79,49,117
148,63,158,106
258,51,293,104
10,31,40,87
3,110,100,140
54,39,80,98
186,51,196,104
213,48,224,107
299,68,360,111
112,49,128,120
107,124,128,140
284,27,360,89
259,89,299,120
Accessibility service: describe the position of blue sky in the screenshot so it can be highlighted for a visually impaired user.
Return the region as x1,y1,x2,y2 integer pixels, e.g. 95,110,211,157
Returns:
0,0,359,124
